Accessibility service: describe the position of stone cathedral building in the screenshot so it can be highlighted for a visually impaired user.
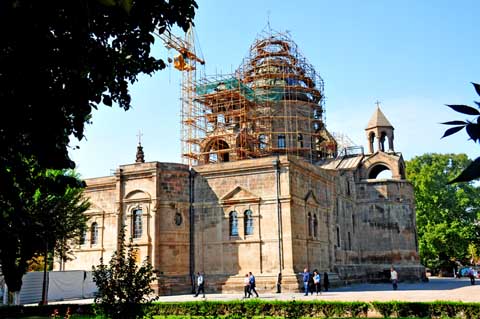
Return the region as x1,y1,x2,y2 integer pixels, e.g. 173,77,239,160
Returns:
60,31,423,294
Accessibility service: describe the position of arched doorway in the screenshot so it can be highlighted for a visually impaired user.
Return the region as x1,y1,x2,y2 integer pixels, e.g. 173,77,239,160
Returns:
203,139,230,163
368,164,393,179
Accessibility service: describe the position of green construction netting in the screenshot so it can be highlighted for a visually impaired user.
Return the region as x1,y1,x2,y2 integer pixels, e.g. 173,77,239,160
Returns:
195,78,284,102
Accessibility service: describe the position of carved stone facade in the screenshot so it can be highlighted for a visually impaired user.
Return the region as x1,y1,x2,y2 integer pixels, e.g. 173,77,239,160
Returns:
61,112,423,293
59,33,423,294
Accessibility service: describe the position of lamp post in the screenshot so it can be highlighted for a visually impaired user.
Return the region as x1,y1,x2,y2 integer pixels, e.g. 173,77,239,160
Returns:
273,157,283,273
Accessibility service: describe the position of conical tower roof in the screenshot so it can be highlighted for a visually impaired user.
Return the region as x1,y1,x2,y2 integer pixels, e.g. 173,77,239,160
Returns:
366,106,393,130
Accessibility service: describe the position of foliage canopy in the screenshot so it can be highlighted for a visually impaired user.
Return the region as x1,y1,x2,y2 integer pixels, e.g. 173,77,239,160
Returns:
406,153,480,271
0,0,197,295
0,166,90,294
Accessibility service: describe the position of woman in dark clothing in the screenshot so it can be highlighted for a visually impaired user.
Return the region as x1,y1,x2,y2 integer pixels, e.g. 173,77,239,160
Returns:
323,272,329,291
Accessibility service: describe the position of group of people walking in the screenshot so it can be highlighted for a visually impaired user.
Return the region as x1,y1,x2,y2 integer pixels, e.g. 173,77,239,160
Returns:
195,269,332,298
302,268,330,296
243,272,259,298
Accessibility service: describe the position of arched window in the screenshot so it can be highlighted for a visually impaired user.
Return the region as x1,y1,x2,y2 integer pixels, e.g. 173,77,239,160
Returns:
379,132,387,152
348,232,352,250
369,132,375,152
229,211,238,236
278,135,286,148
307,213,312,237
244,210,254,236
259,134,267,150
313,214,318,237
336,226,340,248
91,222,99,245
133,208,143,239
80,229,87,245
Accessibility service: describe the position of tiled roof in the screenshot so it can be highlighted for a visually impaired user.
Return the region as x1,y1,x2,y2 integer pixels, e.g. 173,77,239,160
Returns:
320,155,363,170
366,107,393,129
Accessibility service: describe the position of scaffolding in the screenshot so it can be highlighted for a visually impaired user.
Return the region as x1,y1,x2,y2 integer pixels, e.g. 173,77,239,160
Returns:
181,29,337,166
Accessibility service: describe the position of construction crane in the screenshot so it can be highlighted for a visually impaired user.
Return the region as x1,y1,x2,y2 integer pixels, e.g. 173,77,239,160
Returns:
155,28,205,71
154,26,205,167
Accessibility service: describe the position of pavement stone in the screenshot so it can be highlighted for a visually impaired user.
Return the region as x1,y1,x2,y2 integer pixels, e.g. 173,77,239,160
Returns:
30,277,480,306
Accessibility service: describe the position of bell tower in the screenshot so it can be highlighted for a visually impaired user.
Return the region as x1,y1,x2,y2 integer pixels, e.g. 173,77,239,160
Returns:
365,102,394,153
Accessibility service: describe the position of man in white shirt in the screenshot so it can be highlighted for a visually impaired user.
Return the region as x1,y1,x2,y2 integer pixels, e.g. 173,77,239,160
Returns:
194,272,205,297
390,266,398,290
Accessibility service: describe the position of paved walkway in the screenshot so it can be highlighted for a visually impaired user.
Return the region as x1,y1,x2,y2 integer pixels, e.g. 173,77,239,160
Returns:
39,277,480,305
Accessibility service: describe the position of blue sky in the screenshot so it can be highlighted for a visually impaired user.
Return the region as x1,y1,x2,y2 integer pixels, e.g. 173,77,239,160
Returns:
69,0,480,178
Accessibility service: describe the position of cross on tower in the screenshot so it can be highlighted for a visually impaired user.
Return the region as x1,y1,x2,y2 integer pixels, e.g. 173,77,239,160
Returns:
375,100,382,108
135,130,145,163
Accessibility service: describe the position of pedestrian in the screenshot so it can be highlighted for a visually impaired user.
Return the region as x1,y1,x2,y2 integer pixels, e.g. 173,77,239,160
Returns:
313,270,321,295
249,272,259,297
390,266,398,290
276,272,282,293
308,270,315,295
244,273,251,298
323,272,329,291
302,268,310,296
468,267,475,285
194,272,205,297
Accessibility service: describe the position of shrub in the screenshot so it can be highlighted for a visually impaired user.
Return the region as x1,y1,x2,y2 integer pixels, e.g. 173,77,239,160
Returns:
92,227,157,319
371,301,397,318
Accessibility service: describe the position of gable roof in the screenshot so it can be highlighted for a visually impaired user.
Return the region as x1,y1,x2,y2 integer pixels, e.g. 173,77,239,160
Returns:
220,185,261,205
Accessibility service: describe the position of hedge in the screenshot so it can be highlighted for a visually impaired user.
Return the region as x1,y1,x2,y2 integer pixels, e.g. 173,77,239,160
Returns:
1,300,479,318
0,304,94,318
146,300,479,318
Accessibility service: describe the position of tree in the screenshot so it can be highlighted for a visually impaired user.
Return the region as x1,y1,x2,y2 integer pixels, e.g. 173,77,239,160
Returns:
442,83,480,183
0,0,197,170
92,227,157,319
0,164,90,303
406,154,480,273
0,0,197,298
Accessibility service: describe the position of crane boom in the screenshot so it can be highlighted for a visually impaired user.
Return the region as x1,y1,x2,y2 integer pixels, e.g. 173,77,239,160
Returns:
154,29,205,69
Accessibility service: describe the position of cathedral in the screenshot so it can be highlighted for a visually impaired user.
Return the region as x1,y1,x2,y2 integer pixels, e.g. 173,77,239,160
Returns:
59,30,423,294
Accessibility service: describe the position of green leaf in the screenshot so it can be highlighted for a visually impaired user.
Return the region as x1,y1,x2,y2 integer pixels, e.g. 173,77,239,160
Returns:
448,157,480,184
441,121,467,125
473,82,480,97
446,104,480,115
466,123,480,142
441,125,464,138
102,94,112,107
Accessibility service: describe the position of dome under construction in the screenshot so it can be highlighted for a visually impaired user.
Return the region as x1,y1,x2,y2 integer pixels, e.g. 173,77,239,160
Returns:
181,30,337,165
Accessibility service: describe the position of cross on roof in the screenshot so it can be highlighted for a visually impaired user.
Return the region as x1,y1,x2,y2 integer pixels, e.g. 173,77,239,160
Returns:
137,130,143,145
375,100,382,108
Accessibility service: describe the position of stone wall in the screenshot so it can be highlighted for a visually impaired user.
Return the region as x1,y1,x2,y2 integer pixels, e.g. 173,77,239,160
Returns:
61,154,423,294
333,177,422,282
287,156,335,275
192,157,286,292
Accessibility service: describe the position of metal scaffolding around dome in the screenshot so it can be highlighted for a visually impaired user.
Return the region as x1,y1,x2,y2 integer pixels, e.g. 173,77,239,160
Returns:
181,29,337,165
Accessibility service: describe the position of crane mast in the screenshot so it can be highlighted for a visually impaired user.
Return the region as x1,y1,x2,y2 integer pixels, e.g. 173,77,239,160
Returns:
155,26,204,167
